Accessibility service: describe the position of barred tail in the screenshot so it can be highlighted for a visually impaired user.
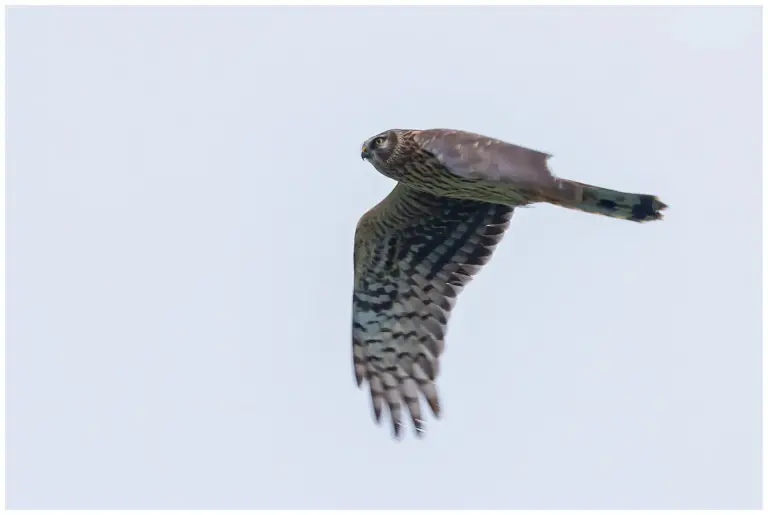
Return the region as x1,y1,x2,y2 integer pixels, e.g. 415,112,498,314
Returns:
553,179,667,222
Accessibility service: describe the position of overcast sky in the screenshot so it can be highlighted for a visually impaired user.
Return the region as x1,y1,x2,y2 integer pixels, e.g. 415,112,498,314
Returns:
6,5,761,509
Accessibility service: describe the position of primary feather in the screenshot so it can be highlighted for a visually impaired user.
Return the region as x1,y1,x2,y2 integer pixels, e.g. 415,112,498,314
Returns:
353,185,513,438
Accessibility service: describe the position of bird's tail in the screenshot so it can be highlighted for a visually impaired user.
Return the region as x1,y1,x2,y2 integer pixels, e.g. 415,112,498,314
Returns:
550,179,667,222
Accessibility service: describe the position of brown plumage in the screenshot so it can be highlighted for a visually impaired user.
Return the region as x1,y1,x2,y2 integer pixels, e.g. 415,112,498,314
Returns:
354,128,667,439
361,128,667,221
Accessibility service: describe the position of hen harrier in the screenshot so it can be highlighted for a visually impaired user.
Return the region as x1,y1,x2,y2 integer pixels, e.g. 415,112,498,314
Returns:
353,128,666,439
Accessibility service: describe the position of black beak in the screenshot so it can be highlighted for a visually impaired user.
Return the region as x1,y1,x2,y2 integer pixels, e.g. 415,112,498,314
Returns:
361,149,371,160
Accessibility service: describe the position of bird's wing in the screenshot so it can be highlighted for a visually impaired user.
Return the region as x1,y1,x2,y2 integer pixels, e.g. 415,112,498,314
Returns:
352,184,514,438
412,128,560,194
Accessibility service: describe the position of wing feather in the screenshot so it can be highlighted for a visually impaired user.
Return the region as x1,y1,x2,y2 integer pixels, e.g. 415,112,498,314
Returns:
412,128,560,193
352,184,514,438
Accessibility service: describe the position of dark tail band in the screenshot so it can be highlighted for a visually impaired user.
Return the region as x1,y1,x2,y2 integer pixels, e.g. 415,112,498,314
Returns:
555,179,667,222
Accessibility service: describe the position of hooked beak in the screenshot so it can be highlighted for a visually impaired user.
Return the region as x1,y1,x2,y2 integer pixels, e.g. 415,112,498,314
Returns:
361,146,371,160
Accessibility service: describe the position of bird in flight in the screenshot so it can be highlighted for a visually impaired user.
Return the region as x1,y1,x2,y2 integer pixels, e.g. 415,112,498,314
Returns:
353,128,666,439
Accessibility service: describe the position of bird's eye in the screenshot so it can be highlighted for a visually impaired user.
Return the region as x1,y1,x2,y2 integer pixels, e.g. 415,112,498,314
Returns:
372,136,386,147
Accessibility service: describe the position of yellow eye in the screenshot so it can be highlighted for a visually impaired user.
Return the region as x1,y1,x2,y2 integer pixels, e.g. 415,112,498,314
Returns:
373,136,386,147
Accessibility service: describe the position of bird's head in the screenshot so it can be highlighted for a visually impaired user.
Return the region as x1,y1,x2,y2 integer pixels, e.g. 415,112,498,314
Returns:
360,130,401,169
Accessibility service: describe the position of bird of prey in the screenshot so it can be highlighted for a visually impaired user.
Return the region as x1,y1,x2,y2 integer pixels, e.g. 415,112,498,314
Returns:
353,128,666,439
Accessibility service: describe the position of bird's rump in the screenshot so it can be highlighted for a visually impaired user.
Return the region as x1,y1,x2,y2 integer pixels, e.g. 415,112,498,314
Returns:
352,184,514,438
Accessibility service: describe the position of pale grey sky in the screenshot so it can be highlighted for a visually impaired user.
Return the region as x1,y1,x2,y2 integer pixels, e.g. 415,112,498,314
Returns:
6,5,762,509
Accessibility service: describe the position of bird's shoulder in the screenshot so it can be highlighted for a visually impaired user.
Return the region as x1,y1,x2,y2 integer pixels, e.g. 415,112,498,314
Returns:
353,184,424,274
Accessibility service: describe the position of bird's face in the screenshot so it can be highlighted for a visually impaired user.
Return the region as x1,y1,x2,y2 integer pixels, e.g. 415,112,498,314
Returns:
361,130,399,168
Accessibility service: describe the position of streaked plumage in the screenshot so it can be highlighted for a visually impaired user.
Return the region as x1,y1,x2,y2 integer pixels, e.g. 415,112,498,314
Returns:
354,128,667,439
